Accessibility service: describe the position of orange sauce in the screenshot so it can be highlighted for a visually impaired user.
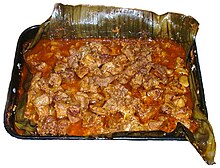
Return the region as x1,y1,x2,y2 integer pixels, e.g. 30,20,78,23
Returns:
22,38,195,136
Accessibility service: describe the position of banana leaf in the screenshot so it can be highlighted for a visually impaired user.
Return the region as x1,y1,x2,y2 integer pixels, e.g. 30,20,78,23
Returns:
21,3,215,164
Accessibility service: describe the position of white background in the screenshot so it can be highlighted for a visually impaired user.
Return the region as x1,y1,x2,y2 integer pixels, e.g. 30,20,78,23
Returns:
0,0,219,168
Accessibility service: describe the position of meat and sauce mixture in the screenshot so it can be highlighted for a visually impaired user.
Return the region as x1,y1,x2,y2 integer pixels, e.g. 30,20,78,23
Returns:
23,38,197,136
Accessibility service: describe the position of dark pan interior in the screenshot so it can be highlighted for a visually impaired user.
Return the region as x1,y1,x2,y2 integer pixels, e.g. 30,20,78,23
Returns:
4,25,207,140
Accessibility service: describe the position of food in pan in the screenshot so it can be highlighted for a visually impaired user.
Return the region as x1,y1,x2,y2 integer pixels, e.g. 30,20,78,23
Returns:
23,38,197,136
7,3,215,164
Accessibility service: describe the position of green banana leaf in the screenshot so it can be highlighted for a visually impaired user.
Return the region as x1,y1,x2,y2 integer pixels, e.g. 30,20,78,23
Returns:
27,3,198,54
20,3,215,164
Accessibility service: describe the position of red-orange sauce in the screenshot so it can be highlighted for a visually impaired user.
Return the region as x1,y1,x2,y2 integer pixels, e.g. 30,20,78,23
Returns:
20,38,196,136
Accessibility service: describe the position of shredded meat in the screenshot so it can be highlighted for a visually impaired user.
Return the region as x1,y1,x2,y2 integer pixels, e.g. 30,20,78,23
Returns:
24,38,196,136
